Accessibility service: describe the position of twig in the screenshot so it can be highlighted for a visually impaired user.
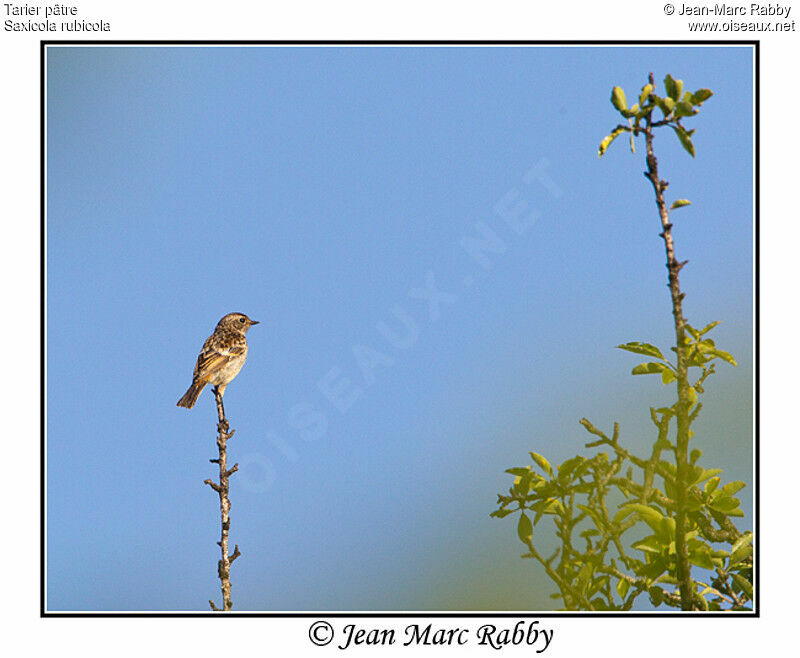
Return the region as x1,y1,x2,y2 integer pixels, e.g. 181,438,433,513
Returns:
204,386,240,611
523,540,594,610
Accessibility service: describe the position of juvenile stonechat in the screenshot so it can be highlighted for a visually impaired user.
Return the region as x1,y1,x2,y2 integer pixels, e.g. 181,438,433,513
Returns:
177,312,259,409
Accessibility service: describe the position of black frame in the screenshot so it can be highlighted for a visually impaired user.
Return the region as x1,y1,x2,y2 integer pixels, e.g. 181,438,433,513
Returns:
40,39,760,618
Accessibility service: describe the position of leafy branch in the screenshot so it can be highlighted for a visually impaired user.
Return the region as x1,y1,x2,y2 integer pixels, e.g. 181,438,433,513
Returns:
494,73,752,611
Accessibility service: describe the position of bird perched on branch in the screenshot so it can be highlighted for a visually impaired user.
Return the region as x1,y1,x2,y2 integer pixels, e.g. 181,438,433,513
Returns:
177,312,259,409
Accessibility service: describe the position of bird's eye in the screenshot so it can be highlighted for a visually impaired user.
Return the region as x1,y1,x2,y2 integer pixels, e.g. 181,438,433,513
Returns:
239,317,246,323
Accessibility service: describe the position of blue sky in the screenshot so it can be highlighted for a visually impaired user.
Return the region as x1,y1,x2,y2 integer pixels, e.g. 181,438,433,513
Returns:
46,45,754,611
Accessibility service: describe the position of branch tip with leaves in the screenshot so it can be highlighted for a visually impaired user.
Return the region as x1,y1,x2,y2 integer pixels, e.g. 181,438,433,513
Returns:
495,72,751,612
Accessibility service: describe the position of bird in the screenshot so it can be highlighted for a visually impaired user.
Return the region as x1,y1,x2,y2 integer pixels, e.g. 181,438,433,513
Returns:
177,312,259,409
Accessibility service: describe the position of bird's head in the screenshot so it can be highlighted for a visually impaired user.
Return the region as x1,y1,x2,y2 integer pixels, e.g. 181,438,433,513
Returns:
217,312,259,333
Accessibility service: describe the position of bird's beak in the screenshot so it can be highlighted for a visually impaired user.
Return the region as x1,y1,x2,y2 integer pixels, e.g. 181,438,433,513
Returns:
249,320,260,326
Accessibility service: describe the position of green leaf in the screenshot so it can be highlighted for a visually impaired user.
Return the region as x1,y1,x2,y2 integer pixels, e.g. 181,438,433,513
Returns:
616,578,631,600
490,508,514,518
626,503,665,532
686,352,711,368
576,563,593,591
632,535,665,554
731,573,753,599
671,124,695,157
531,500,547,526
612,506,636,525
664,75,676,100
674,79,685,100
530,452,554,477
696,468,722,484
648,585,665,606
620,103,640,118
698,321,721,335
505,467,531,477
656,517,676,542
616,342,665,360
598,125,629,157
664,74,683,102
708,348,737,366
692,88,713,105
512,475,531,496
670,199,691,210
690,448,702,464
730,533,754,564
722,481,746,496
659,460,677,478
629,361,677,385
624,504,664,521
639,84,654,106
641,557,669,581
558,455,586,481
631,361,674,377
517,512,533,544
636,105,655,120
710,496,741,514
689,547,715,569
694,337,714,349
674,100,699,118
611,86,628,112
686,496,703,512
656,96,675,118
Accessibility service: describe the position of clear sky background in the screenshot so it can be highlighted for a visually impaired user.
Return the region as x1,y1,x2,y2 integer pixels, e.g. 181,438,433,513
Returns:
46,45,753,611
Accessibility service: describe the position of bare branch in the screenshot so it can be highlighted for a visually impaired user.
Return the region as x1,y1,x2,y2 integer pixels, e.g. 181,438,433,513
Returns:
207,386,240,611
204,479,221,493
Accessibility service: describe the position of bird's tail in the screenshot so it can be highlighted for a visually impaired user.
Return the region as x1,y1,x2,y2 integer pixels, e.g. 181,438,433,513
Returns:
177,380,205,408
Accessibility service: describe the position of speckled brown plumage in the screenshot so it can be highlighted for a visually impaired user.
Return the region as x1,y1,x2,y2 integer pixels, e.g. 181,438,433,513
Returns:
177,313,259,409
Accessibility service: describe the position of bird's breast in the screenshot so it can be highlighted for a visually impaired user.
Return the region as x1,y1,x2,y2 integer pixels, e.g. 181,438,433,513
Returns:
206,352,248,386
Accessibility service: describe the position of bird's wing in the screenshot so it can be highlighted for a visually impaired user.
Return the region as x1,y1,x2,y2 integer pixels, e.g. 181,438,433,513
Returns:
193,342,246,380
